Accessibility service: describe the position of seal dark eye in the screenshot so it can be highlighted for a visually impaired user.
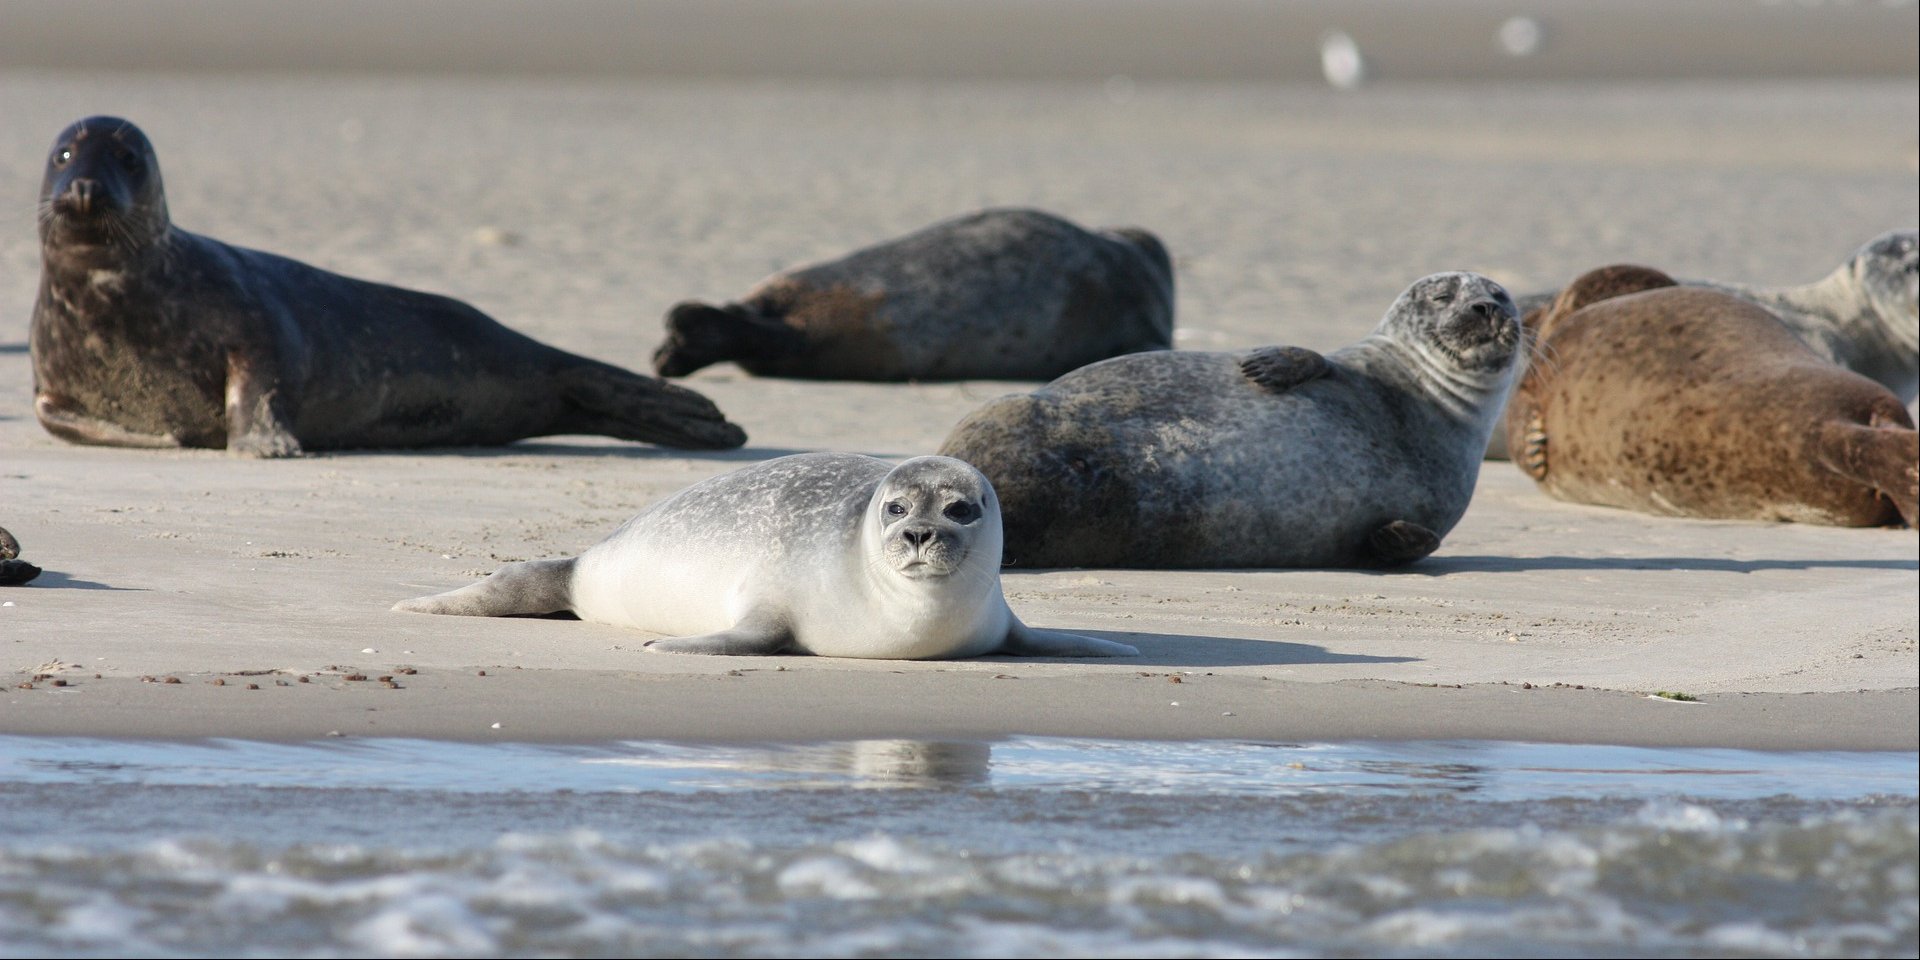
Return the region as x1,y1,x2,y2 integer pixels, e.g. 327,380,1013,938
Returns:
943,501,979,523
52,149,71,167
113,147,142,171
1430,292,1455,305
884,501,908,519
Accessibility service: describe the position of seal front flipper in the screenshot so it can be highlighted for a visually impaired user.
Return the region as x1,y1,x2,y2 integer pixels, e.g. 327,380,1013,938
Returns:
559,361,748,450
652,301,806,378
1365,520,1441,567
1239,346,1331,394
393,558,577,617
224,350,303,458
998,618,1139,658
646,613,794,656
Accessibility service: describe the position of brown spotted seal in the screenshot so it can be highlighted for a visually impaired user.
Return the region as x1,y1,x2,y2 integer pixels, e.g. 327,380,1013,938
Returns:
1494,230,1919,458
395,453,1138,659
31,116,745,456
653,208,1174,381
938,272,1523,568
1504,265,1918,527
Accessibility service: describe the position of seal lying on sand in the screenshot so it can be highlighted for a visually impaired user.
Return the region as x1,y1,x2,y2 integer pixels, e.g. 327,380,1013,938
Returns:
1494,230,1919,458
0,527,40,586
394,453,1138,660
31,116,745,456
938,273,1523,568
653,208,1174,381
1505,265,1919,527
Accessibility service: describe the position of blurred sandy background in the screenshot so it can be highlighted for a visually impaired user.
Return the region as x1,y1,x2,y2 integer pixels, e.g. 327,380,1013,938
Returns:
0,1,1914,744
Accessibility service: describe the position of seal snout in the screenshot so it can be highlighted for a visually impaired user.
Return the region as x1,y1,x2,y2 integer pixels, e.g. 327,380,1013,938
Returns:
58,178,99,215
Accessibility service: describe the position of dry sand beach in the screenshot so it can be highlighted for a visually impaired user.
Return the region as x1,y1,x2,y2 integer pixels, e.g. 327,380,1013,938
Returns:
0,69,1913,749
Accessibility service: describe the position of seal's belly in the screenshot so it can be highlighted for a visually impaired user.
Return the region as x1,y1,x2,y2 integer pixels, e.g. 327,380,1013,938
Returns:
567,541,748,637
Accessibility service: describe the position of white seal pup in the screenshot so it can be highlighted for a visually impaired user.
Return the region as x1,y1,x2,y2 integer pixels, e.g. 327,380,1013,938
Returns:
393,454,1138,659
939,273,1523,568
1494,229,1919,457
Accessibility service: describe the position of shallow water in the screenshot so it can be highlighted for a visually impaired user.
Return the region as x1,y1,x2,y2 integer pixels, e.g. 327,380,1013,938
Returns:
0,737,1913,958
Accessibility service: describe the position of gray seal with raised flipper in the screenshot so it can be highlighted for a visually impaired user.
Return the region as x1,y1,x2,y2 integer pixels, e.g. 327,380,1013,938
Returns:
393,453,1138,660
939,272,1523,569
653,208,1174,381
31,116,745,456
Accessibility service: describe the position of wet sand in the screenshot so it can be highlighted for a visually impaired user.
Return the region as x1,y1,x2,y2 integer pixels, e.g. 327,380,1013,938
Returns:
0,69,1913,748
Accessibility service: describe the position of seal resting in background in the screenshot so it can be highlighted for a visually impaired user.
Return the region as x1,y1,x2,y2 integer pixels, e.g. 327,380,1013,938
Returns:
1504,265,1919,527
652,208,1174,381
0,527,40,586
1494,230,1919,458
31,116,745,456
394,453,1138,660
938,272,1523,568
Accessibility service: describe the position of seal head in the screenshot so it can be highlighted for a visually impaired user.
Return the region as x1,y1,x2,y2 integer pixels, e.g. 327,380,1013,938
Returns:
1854,228,1919,358
38,116,168,264
871,456,1000,581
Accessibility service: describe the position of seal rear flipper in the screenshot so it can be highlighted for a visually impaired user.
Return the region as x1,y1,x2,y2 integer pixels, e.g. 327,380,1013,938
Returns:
999,619,1140,658
1240,346,1331,394
652,301,806,378
1365,520,1441,567
0,560,41,586
1816,416,1920,528
560,363,748,450
392,558,577,617
646,614,793,656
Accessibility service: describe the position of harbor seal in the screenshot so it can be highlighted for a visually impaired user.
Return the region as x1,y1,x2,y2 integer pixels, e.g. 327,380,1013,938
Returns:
1491,230,1919,458
31,116,745,456
938,272,1523,568
652,208,1174,381
0,527,40,586
1504,265,1919,527
393,453,1138,659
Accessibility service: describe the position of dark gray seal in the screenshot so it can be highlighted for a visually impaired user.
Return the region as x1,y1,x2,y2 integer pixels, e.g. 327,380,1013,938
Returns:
0,527,40,586
1494,230,1919,458
395,453,1138,659
31,116,745,456
938,273,1523,568
652,208,1174,381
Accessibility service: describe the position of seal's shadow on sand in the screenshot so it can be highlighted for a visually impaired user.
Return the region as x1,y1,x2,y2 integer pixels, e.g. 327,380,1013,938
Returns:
1406,554,1916,575
14,570,138,591
992,630,1419,669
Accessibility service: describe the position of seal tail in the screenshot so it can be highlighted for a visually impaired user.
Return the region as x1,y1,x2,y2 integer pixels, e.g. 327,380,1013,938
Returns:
393,558,577,617
652,301,805,378
559,363,747,450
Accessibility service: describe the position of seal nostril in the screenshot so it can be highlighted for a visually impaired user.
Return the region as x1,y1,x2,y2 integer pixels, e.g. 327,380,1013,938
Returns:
1470,300,1499,321
903,527,932,547
66,179,98,214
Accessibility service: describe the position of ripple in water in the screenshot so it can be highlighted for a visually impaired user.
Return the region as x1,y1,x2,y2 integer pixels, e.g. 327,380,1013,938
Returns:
0,736,1912,958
